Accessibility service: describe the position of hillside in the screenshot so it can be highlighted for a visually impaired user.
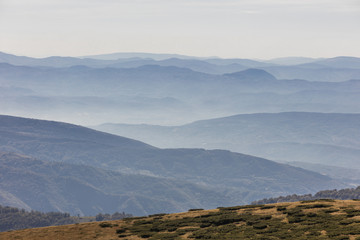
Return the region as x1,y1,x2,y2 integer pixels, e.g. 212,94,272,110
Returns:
0,204,132,232
253,186,360,205
92,112,360,171
0,115,347,215
0,151,229,216
0,205,76,232
2,200,360,239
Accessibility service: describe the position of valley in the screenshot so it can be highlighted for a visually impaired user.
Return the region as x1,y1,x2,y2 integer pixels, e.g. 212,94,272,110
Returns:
0,51,360,237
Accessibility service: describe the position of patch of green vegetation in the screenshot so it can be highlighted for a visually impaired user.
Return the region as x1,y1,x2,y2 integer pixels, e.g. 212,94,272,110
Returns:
122,201,360,239
276,206,287,211
260,205,275,209
188,209,204,212
148,213,167,217
99,222,113,228
301,199,336,203
115,228,126,234
295,203,332,209
217,204,263,211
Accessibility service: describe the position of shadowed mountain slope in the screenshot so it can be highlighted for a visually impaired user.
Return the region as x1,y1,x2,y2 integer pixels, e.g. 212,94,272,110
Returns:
0,151,231,216
93,112,360,170
0,115,346,207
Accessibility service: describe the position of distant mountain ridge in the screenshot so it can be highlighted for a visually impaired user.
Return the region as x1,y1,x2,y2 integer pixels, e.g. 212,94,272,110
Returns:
224,68,277,81
80,52,209,60
1,51,360,81
92,112,360,172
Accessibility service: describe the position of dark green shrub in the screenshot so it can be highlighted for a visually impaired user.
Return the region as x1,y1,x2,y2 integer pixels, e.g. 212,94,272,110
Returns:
259,215,272,220
116,228,126,234
139,233,153,238
307,213,317,217
200,222,211,228
324,208,339,213
339,220,354,225
253,223,267,229
99,222,112,228
288,216,304,223
148,213,167,217
218,205,262,211
260,205,275,209
276,206,287,211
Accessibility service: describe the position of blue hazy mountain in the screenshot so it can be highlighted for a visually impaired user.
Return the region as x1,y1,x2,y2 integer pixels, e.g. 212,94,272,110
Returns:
0,151,232,216
264,57,320,65
313,56,360,69
1,61,360,125
80,52,208,60
92,112,360,172
0,115,346,214
2,52,360,81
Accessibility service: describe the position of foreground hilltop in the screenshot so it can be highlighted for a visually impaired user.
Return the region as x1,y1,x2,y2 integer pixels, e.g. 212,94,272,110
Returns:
2,200,360,239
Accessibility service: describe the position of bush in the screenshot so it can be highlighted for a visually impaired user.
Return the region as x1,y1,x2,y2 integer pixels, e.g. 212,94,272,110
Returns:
99,222,112,228
116,228,126,234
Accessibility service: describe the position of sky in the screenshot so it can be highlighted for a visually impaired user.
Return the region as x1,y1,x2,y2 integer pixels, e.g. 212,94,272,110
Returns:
0,0,360,59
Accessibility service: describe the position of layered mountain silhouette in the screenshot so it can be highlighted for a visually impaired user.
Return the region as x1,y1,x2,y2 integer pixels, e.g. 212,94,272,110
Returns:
0,52,359,216
1,51,360,81
1,55,360,125
93,112,360,176
0,115,346,215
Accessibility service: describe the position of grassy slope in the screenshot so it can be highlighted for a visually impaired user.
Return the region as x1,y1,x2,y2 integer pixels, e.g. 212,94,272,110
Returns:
2,200,360,240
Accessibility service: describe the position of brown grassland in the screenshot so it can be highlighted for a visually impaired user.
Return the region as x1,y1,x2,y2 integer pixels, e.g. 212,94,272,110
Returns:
2,200,360,239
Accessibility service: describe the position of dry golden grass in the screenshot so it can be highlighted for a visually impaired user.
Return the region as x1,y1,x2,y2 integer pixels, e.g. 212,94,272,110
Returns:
2,200,360,240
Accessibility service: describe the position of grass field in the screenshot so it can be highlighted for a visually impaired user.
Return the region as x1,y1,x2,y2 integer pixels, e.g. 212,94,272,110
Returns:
2,200,360,239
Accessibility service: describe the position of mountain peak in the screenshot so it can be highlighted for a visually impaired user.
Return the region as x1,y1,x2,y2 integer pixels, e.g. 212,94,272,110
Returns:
224,68,277,81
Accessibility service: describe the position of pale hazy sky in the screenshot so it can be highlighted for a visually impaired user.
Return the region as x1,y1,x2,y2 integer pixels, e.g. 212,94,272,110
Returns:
1,0,359,59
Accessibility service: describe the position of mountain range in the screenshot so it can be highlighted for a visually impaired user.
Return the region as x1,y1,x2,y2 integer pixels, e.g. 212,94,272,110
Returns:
1,51,359,217
0,115,347,216
1,52,360,125
92,112,360,182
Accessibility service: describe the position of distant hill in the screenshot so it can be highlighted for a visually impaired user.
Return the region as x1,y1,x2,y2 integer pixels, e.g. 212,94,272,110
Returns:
2,200,360,239
80,52,205,60
253,186,360,205
0,115,346,212
92,112,360,170
264,57,320,65
223,68,277,82
313,56,360,69
286,161,360,183
0,51,116,68
262,64,360,82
